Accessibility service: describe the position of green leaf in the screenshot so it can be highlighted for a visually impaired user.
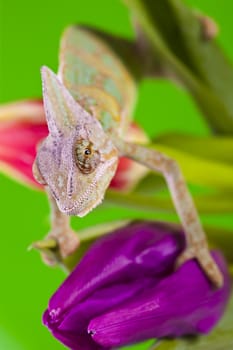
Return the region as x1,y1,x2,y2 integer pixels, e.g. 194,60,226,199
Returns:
205,225,233,265
105,190,233,215
148,142,233,191
134,173,167,194
124,0,233,134
156,133,233,164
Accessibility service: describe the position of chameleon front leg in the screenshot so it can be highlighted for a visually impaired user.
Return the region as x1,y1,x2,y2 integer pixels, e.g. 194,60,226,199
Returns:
45,187,80,263
115,139,223,288
33,163,79,265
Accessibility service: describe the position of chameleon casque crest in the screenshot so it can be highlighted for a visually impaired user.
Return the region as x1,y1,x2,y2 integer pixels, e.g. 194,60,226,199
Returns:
35,66,118,217
33,26,223,287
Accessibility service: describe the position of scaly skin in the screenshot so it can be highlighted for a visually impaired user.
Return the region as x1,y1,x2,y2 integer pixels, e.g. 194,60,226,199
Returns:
33,26,223,287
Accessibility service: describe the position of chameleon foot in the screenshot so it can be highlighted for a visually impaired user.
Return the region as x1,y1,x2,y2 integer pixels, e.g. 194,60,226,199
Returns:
45,227,80,264
31,238,61,266
176,245,223,289
32,228,80,266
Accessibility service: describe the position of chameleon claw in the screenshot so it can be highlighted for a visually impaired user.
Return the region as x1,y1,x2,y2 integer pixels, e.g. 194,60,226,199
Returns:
176,246,224,289
175,247,196,267
33,228,80,266
30,229,80,271
46,228,80,260
29,238,62,266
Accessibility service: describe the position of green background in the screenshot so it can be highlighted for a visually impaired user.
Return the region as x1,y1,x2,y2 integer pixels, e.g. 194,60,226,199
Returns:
0,1,233,349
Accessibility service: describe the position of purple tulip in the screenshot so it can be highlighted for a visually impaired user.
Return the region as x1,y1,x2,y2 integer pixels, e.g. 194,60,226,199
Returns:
43,221,231,350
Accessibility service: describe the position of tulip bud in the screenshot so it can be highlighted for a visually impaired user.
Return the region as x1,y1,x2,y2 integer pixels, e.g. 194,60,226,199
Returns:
43,221,231,350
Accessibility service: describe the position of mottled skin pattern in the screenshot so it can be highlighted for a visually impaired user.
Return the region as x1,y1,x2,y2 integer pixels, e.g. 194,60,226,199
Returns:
33,26,223,287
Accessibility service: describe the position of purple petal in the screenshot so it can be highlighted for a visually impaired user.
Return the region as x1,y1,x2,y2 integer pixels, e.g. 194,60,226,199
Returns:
88,251,231,348
44,222,184,349
43,222,231,350
45,279,156,350
47,222,184,314
56,279,155,332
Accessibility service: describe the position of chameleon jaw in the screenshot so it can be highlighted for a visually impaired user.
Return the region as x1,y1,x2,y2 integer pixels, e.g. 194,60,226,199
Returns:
57,156,118,217
61,195,103,217
59,183,103,217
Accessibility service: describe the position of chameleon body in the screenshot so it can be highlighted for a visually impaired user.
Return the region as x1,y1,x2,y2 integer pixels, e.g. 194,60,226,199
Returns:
59,27,136,134
33,26,223,287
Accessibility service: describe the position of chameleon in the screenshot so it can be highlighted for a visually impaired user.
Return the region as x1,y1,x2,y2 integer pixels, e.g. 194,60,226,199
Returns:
33,25,223,287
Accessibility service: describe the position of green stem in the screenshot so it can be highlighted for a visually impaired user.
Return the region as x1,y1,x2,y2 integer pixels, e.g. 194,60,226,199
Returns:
79,220,130,242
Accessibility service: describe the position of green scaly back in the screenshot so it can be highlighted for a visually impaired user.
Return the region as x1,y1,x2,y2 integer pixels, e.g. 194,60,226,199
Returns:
58,25,137,133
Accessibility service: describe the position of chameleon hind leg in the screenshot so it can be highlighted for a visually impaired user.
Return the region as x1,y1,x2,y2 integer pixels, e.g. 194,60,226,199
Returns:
33,163,79,265
116,139,223,288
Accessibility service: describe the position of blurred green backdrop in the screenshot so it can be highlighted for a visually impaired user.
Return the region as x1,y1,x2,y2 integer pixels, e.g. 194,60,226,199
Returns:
1,1,233,349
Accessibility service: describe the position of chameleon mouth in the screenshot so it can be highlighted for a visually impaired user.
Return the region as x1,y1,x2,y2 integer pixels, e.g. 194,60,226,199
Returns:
58,156,117,216
62,194,103,217
59,184,103,217
60,181,100,217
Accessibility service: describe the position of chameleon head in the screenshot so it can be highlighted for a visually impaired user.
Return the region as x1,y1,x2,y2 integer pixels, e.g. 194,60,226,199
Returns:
33,66,118,216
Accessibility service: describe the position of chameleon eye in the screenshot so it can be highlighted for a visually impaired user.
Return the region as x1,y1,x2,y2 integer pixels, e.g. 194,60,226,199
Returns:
74,139,100,174
84,148,92,156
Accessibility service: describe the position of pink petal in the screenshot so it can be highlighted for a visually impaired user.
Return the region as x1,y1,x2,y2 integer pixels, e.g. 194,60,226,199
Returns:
0,99,45,124
0,100,149,191
0,100,48,188
110,123,149,191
